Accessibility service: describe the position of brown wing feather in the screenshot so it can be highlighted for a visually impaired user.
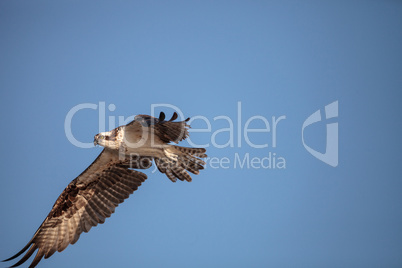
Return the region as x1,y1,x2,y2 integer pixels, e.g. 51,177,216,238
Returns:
4,150,149,268
126,112,190,144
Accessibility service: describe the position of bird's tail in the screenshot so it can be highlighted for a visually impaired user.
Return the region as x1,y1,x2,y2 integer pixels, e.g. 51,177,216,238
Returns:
155,145,207,182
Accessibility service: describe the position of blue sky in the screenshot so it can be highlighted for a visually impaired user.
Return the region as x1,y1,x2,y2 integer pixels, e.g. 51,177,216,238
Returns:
0,1,401,267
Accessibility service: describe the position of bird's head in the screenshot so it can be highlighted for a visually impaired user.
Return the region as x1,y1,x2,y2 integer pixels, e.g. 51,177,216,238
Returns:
94,131,118,149
94,132,107,147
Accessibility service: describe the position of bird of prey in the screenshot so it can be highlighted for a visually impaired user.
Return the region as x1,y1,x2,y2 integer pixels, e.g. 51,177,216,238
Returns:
3,112,207,268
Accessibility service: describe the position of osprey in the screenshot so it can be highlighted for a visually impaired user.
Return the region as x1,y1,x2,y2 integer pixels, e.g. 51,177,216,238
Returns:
3,112,207,268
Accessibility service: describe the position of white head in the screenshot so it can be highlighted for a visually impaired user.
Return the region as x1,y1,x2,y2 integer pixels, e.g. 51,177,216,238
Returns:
93,127,121,150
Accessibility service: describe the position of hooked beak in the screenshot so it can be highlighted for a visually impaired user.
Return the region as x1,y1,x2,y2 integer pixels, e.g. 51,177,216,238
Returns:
93,135,98,146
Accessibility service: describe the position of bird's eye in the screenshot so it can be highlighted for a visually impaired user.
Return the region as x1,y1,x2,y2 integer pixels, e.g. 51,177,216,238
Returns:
99,135,104,139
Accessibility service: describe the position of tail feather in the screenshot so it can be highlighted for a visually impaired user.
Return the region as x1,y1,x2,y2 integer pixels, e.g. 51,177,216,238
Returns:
155,146,207,182
172,146,207,158
180,155,205,175
172,165,192,182
165,169,178,183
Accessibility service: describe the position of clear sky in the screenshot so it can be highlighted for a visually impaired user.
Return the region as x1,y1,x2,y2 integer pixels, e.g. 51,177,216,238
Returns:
0,1,401,268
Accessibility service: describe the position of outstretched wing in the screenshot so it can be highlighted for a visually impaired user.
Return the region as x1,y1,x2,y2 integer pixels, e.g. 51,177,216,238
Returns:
4,149,150,268
126,112,190,144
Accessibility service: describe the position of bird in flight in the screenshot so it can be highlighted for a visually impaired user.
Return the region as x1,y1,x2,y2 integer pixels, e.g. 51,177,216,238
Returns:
3,112,207,268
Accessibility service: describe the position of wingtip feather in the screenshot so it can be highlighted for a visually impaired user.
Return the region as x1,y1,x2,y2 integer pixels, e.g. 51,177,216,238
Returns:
158,112,165,122
2,238,35,263
7,244,38,268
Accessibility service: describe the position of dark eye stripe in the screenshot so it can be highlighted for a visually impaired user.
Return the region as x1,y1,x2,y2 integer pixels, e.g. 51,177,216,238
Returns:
108,128,119,140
